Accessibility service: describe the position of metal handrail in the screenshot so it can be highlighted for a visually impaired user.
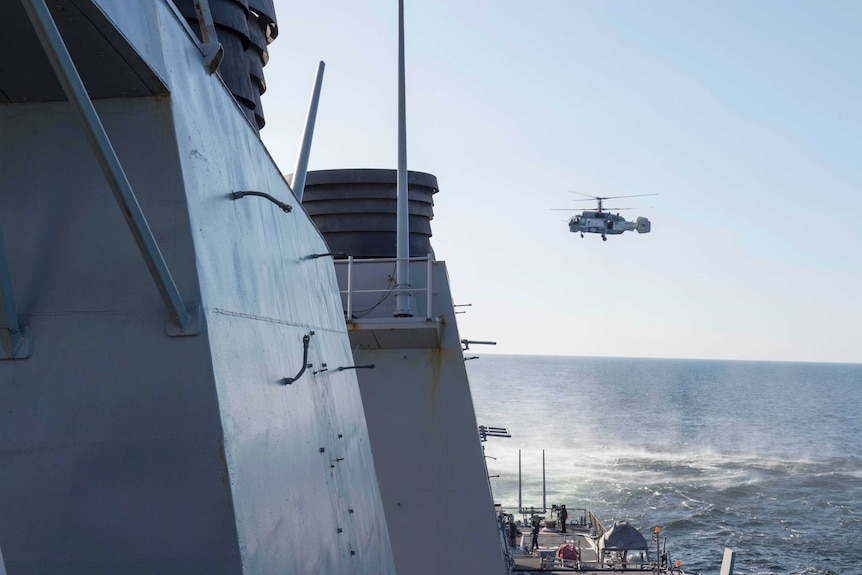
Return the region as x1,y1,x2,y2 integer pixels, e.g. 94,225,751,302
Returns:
588,510,607,538
337,255,435,321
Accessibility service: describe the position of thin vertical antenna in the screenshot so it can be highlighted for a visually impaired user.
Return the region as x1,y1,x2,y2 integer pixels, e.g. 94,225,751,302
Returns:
542,449,547,513
394,0,412,316
518,449,522,513
292,61,325,202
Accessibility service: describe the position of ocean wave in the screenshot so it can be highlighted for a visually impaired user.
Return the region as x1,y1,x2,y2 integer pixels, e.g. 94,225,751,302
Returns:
472,356,862,574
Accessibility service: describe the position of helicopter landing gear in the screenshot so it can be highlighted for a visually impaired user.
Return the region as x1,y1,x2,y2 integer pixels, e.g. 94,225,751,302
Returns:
602,234,607,241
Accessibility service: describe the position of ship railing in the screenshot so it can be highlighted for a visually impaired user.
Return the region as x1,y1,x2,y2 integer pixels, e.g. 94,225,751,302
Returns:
588,510,606,538
494,505,516,572
559,507,591,530
543,555,582,571
335,255,437,321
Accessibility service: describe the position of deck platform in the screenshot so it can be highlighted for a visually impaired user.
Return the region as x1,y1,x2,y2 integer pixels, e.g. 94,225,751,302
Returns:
508,525,654,573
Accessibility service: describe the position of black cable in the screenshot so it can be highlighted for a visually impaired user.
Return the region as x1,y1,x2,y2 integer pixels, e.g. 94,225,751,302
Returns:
350,263,397,319
230,190,292,213
283,333,312,384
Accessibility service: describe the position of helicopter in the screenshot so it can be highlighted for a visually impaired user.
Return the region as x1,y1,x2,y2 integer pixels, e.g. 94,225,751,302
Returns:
555,192,656,241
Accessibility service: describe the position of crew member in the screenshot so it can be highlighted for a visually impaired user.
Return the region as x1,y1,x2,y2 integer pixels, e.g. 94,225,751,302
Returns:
531,516,541,552
559,505,568,533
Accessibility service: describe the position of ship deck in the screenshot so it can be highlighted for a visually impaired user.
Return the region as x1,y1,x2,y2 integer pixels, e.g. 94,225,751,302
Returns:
507,524,660,573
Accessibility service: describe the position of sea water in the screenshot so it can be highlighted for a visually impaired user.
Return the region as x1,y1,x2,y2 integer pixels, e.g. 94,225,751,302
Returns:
466,355,862,575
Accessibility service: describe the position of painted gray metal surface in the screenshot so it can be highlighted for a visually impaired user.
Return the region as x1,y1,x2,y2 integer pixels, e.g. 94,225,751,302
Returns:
307,165,505,572
0,1,394,573
21,0,195,333
0,226,29,360
342,259,508,575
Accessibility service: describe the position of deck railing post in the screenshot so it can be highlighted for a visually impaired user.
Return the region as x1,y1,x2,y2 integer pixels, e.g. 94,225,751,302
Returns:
346,256,354,320
426,254,433,320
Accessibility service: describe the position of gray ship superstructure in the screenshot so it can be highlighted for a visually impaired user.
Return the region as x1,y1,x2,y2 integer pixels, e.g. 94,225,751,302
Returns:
303,169,508,575
0,1,400,572
0,1,505,574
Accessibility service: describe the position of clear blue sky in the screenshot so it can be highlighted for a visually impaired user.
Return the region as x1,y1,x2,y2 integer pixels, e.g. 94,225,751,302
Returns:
260,1,862,364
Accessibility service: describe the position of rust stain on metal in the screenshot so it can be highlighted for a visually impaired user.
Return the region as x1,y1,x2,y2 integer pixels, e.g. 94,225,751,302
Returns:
430,348,442,425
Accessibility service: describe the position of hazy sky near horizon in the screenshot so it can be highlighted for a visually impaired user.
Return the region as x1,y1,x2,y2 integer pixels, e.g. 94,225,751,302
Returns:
260,1,862,364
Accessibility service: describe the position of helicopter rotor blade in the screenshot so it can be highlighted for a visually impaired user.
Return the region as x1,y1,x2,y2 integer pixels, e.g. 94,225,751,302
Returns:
600,193,658,200
567,192,658,201
567,190,599,199
591,193,658,201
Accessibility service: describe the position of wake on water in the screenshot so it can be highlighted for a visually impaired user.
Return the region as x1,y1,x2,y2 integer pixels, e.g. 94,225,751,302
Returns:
467,355,862,575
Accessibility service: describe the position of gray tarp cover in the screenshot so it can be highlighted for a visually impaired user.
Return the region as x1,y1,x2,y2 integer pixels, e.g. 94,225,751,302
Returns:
599,521,648,551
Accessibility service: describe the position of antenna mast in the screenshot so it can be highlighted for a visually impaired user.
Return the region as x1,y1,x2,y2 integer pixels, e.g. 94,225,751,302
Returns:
291,61,325,202
518,449,523,514
394,0,412,317
543,449,547,512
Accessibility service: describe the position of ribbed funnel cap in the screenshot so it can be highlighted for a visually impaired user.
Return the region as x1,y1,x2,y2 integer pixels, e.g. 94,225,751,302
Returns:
300,169,438,259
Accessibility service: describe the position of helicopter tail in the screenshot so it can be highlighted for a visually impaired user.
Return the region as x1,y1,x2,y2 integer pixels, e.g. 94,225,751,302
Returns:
636,217,651,233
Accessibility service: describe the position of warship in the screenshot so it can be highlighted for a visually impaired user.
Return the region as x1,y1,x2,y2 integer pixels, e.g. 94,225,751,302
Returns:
0,0,501,573
0,2,733,574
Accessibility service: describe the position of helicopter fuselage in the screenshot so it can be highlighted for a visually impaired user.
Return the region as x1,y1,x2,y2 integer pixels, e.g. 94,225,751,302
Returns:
568,211,651,239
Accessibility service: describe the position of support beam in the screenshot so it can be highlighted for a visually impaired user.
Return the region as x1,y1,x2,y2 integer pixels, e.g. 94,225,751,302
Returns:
20,0,198,336
192,0,223,74
291,61,325,202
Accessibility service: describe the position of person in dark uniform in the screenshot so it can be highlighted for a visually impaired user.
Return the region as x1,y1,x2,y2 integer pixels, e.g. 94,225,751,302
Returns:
530,516,540,552
559,505,568,533
507,514,518,547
